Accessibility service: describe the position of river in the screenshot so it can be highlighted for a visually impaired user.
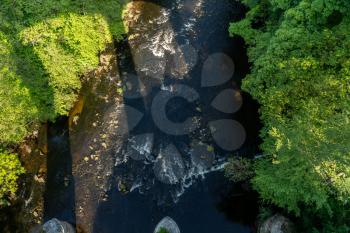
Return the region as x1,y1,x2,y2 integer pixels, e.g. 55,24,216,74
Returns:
43,0,261,232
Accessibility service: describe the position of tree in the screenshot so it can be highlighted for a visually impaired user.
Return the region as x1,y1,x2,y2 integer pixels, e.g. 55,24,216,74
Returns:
229,0,350,231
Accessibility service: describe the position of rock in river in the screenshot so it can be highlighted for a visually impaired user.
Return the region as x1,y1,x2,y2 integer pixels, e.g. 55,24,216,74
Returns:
153,144,185,185
154,217,181,233
32,218,75,233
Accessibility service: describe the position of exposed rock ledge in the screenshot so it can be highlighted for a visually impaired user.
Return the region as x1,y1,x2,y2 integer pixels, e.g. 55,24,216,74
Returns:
259,214,295,233
31,218,75,233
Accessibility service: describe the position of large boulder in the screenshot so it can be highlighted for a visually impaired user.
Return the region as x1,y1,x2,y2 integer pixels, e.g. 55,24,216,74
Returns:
40,218,75,233
259,214,295,233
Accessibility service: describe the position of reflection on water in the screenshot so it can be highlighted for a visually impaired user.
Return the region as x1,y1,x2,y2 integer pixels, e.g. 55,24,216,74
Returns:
45,0,261,232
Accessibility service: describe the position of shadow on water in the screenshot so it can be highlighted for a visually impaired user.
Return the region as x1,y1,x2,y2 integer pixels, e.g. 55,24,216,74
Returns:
165,0,261,157
91,23,153,233
44,117,76,224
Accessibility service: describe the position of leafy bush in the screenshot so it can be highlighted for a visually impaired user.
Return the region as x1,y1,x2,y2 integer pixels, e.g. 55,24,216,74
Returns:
225,157,254,183
0,152,25,206
0,32,39,144
300,199,350,233
20,13,113,116
230,0,350,231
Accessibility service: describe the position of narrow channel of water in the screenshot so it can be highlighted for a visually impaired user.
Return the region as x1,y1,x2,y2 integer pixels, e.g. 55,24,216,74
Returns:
44,0,261,232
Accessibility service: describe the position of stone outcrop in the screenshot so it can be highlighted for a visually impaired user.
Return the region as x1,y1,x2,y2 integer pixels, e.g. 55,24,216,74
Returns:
35,218,75,233
259,214,295,233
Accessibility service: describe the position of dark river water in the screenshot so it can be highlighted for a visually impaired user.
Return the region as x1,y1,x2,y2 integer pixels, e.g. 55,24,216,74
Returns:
43,0,261,233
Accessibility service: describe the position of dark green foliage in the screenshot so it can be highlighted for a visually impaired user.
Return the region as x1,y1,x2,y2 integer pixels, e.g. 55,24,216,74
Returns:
229,0,350,231
257,207,274,223
299,199,350,233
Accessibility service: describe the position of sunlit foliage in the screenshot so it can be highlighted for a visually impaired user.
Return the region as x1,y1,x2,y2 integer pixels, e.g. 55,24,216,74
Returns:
0,152,25,205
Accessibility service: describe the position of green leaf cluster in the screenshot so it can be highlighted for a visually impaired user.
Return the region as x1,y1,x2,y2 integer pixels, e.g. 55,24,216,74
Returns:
0,152,25,205
229,0,350,231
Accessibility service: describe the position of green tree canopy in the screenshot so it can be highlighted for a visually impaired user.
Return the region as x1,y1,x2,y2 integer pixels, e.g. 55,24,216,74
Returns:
229,0,350,229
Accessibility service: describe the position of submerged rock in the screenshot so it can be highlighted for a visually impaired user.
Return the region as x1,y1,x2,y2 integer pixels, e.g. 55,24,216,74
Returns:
153,144,185,184
33,218,75,233
154,217,181,233
259,214,295,233
190,142,215,171
126,133,154,161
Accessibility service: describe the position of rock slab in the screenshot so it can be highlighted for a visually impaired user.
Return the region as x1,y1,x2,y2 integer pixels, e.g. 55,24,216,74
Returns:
42,218,75,233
